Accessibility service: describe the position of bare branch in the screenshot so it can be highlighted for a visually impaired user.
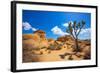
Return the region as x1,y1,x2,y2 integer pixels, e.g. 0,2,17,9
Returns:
76,21,85,37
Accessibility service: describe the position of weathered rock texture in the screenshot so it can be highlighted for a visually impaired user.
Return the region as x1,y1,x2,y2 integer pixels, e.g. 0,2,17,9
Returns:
23,30,91,63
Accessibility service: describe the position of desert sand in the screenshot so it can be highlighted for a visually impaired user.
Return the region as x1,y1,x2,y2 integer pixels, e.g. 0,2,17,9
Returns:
22,30,91,63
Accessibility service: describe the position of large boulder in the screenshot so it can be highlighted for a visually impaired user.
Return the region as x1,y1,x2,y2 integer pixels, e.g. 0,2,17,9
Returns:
57,35,73,42
23,30,49,50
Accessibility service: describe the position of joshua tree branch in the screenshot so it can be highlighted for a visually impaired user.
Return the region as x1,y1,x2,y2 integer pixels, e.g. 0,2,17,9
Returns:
76,24,85,37
70,32,76,40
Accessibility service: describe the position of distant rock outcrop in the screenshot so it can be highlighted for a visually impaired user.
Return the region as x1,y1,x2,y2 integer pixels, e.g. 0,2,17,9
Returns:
57,35,73,42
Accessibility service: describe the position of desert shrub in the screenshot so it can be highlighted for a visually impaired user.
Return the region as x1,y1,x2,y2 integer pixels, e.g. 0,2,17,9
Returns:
47,45,56,50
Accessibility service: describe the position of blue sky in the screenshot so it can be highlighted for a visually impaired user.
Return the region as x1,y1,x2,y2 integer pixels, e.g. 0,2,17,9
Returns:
22,10,91,40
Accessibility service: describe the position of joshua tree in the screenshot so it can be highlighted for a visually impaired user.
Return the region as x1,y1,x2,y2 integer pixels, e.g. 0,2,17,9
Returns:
66,20,85,52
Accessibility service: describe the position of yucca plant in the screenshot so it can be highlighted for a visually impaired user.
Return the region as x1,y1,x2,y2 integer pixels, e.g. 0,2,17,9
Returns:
66,20,85,52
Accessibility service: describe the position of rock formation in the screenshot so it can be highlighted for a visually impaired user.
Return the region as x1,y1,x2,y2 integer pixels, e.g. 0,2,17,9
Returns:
23,30,91,62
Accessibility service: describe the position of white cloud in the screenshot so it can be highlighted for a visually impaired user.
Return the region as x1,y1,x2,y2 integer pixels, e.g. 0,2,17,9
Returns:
63,23,69,27
51,26,69,36
32,28,37,31
78,28,91,40
23,22,37,31
63,21,73,27
80,28,91,34
23,22,32,30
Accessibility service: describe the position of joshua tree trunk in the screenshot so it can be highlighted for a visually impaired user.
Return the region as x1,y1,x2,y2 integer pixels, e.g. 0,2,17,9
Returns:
75,36,79,52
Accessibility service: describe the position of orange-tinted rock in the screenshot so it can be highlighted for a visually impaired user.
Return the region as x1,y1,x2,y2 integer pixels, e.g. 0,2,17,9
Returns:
34,30,46,38
22,30,91,62
57,35,73,42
